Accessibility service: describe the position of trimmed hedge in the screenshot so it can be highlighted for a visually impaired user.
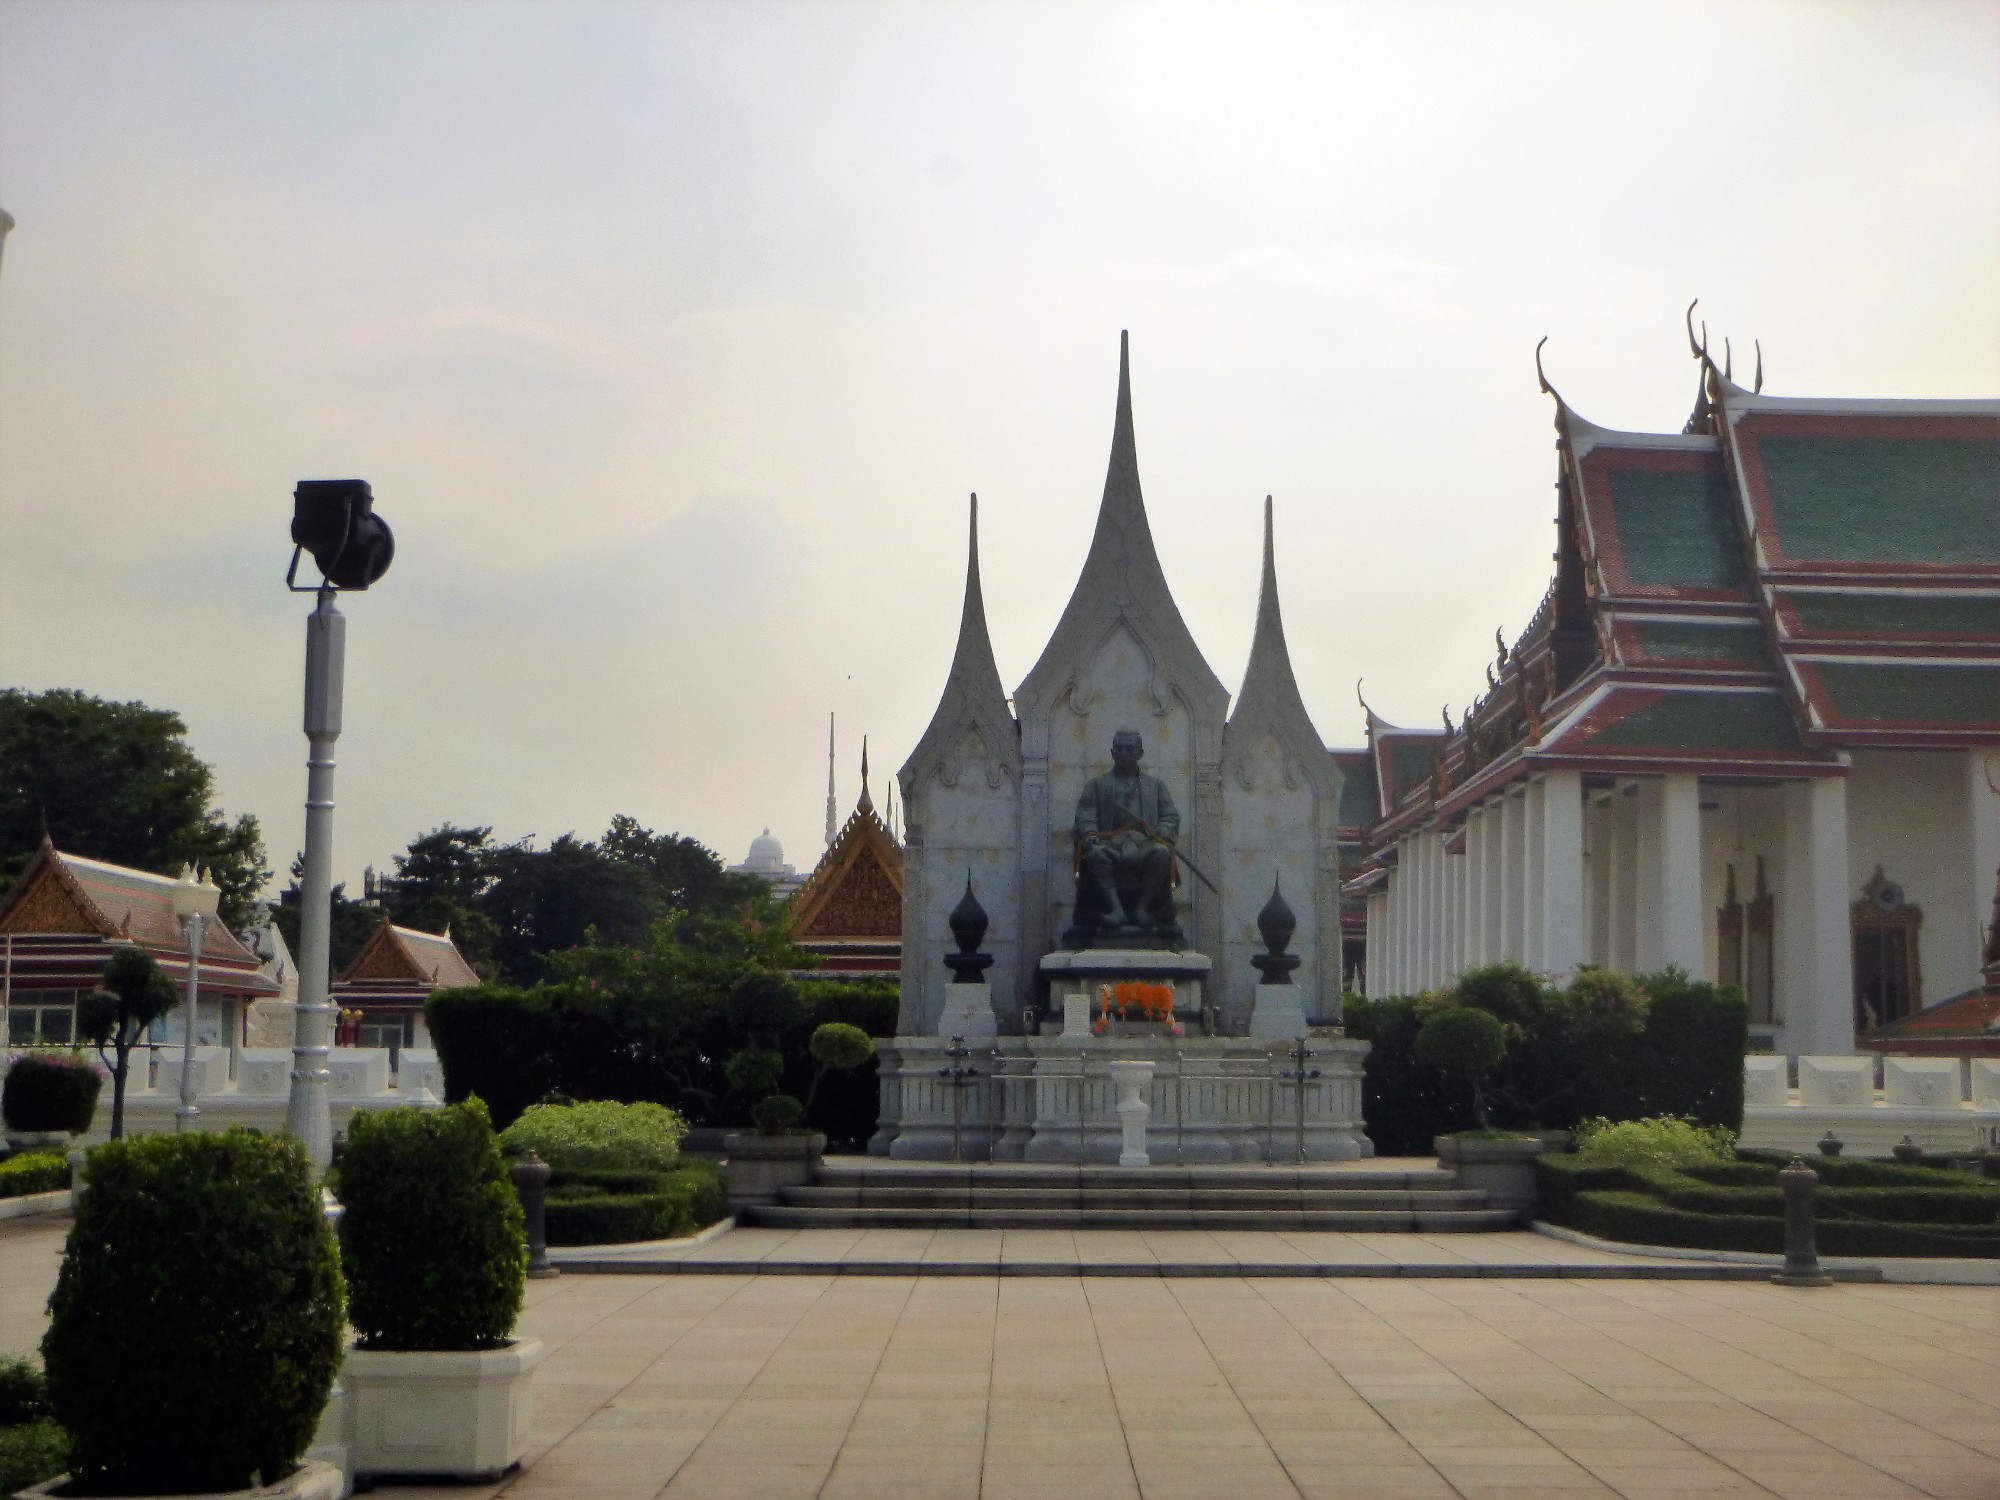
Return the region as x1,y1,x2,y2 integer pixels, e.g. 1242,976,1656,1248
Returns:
42,1129,344,1494
428,974,897,1139
339,1098,525,1351
1537,1153,2000,1258
2,1054,101,1135
545,1161,729,1246
1348,965,1747,1154
0,1151,68,1199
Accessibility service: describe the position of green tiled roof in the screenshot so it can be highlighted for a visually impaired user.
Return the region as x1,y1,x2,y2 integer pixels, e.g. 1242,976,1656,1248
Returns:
1338,760,1380,828
1389,741,1434,803
1756,436,2000,565
1607,467,1746,590
1789,592,2000,637
1813,663,2000,726
1585,691,1803,751
1632,620,1770,664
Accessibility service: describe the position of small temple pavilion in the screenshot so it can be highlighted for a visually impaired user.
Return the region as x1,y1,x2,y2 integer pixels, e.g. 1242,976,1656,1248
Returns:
0,838,278,1047
1349,320,1999,1057
785,747,903,979
330,915,480,1051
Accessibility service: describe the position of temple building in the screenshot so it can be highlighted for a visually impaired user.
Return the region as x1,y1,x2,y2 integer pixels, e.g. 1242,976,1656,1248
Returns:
727,828,806,899
330,915,480,1052
786,747,903,978
0,839,279,1047
897,333,1346,1035
1349,323,2000,1057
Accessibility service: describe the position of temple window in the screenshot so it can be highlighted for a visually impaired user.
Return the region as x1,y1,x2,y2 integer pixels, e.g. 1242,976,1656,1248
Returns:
1717,860,1777,1024
1852,868,1922,1031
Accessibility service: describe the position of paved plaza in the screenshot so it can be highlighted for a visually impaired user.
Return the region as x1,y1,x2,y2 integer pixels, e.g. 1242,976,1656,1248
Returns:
4,1217,1996,1499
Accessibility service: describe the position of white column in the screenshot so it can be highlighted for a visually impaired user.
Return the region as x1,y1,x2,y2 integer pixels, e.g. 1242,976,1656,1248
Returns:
1365,892,1384,998
1585,793,1609,965
1524,779,1547,972
1428,829,1447,989
1409,834,1427,993
1542,771,1586,980
1392,843,1410,995
1503,788,1528,962
1969,750,2000,986
1464,808,1486,969
1610,784,1638,972
1382,865,1399,996
1415,832,1434,992
1634,778,1665,973
1483,798,1506,964
1447,837,1464,982
1784,775,1854,1055
1660,773,1705,975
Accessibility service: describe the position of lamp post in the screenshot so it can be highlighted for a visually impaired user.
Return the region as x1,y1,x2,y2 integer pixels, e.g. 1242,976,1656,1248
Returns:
282,480,393,1171
170,865,223,1131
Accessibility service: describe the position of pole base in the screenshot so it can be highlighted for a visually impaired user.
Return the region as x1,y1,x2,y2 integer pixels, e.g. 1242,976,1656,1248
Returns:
1770,1271,1834,1288
527,1266,562,1280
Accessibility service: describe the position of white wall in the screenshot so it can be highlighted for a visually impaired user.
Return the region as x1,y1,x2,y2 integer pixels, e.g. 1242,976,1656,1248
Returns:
1220,729,1320,1029
1848,750,1980,1005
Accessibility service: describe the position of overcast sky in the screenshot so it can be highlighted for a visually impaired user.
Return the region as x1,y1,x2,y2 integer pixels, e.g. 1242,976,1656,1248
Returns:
2,0,1996,898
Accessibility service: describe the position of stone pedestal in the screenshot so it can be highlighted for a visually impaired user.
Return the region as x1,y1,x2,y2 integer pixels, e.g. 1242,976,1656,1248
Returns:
1108,1060,1155,1166
936,984,998,1038
1038,948,1213,1034
1247,986,1307,1040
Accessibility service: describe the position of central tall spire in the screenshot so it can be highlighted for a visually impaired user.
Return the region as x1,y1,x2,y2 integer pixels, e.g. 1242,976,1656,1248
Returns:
1080,328,1168,607
1016,331,1223,708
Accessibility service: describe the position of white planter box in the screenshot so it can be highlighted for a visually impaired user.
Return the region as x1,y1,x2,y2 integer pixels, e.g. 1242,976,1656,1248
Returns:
1799,1055,1873,1108
397,1050,445,1099
1884,1056,1959,1109
344,1338,544,1480
328,1050,391,1099
236,1048,296,1098
1742,1056,1787,1107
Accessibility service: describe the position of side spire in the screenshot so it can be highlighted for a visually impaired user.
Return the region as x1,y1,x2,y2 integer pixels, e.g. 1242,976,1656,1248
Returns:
1229,495,1314,731
825,712,837,846
859,736,872,813
899,492,1017,792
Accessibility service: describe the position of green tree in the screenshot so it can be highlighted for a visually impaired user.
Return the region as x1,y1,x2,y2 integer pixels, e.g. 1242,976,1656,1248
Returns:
377,823,500,976
1413,1006,1508,1129
270,852,380,976
76,947,179,1139
0,689,268,926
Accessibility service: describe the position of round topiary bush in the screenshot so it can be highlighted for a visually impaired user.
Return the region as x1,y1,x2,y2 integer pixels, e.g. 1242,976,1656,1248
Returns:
726,971,801,1041
1414,1005,1508,1128
338,1097,525,1351
499,1099,687,1172
2,1053,102,1135
41,1128,344,1494
751,1094,804,1135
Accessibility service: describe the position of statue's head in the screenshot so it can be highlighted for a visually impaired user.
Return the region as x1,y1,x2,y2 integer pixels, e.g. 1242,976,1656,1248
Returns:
1110,729,1143,771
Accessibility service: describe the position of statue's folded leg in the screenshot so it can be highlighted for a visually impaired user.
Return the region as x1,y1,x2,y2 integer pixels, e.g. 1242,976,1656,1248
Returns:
1082,843,1129,928
1134,844,1175,924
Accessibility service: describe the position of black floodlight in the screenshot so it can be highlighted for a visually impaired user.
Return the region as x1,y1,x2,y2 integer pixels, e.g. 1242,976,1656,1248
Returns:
287,479,394,591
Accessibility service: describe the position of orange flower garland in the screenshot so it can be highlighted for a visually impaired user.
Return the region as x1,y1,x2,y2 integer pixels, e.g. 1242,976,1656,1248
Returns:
1097,980,1175,1023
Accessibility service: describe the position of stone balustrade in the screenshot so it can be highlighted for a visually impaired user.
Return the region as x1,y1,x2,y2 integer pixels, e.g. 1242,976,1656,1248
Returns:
1740,1054,2000,1156
867,1034,1371,1163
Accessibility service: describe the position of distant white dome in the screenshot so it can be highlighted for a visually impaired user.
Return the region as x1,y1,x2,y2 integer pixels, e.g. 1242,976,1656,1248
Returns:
744,828,786,871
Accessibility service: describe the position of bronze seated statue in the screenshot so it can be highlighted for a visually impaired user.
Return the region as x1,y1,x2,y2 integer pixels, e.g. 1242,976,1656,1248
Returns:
1061,728,1186,949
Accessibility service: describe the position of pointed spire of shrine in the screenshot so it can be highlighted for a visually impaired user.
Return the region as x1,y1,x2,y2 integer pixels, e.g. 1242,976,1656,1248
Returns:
901,492,1018,792
1229,496,1314,730
858,736,873,813
824,712,837,846
1078,328,1169,605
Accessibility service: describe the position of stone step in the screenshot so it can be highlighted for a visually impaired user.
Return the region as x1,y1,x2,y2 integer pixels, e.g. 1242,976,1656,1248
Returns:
811,1163,1459,1192
743,1205,1522,1232
777,1186,1492,1212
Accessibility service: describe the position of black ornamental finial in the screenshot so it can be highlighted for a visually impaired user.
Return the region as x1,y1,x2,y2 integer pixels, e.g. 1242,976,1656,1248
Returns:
1251,874,1301,986
944,872,993,985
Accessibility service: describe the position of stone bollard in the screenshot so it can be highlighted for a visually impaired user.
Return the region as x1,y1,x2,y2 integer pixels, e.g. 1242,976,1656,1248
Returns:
67,1146,87,1206
1107,1060,1155,1168
1771,1156,1833,1288
1817,1130,1843,1157
510,1149,559,1280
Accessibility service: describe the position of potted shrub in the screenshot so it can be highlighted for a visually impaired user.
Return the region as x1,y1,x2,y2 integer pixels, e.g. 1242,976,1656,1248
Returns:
1416,1006,1541,1217
2,1054,101,1154
33,1129,345,1499
336,1097,540,1482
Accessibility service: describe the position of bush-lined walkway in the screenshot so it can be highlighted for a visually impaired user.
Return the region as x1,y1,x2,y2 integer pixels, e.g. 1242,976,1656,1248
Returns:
4,1216,1995,1499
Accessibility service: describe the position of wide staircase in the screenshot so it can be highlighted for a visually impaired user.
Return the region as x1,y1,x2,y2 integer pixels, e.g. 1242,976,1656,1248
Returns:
743,1160,1518,1232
